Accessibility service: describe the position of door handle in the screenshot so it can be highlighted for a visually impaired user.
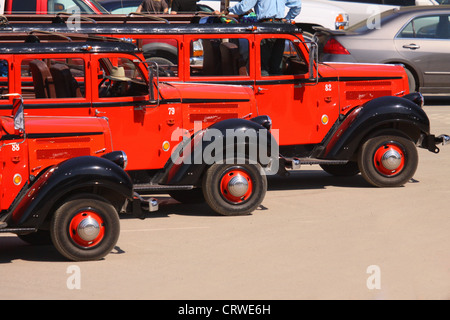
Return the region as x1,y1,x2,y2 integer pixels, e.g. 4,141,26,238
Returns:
403,44,420,50
95,109,107,116
256,87,268,94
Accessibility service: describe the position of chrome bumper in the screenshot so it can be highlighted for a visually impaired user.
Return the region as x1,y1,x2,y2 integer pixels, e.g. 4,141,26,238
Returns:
419,134,450,153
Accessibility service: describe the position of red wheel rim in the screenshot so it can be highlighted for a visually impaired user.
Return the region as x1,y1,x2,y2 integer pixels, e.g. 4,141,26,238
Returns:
219,168,253,204
69,210,105,248
373,142,405,176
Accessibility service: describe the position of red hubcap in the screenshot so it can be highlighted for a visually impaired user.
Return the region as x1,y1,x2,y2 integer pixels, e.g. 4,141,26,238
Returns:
373,143,405,176
219,169,253,204
69,210,105,248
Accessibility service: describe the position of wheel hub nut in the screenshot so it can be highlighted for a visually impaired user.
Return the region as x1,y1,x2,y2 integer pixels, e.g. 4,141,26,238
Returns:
227,175,249,198
381,149,402,170
77,217,101,242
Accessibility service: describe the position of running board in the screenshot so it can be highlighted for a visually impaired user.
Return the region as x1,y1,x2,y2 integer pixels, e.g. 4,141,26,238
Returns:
0,227,36,234
133,183,194,193
284,157,348,170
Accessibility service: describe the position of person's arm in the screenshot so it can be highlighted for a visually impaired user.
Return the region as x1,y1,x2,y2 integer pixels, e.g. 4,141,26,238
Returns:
284,0,302,21
171,0,179,13
162,0,169,13
136,4,143,13
228,0,258,16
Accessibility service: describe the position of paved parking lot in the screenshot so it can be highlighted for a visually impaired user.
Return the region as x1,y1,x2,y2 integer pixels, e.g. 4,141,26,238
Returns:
1,101,450,300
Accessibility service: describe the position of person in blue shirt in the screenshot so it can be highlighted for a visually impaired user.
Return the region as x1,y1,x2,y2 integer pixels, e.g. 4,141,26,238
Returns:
225,0,301,23
224,0,302,76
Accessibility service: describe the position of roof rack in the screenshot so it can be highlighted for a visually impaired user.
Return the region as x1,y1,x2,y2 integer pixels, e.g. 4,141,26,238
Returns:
2,13,223,25
0,28,134,46
0,33,139,55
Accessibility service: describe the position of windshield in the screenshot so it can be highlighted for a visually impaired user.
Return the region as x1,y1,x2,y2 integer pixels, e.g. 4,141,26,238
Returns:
88,0,110,13
347,9,401,34
47,0,109,14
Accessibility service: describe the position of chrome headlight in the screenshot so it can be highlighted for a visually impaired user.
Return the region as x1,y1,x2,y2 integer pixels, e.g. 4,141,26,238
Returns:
403,92,424,108
250,115,272,131
102,151,128,169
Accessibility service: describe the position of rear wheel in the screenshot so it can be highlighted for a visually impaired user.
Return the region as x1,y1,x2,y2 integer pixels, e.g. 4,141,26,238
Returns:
202,163,267,216
50,194,120,261
358,134,418,187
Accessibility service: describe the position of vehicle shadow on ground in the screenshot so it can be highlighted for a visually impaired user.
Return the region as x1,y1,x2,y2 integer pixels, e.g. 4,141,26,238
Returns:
126,197,234,219
0,236,125,263
424,96,450,106
0,237,65,263
132,169,375,219
267,169,370,191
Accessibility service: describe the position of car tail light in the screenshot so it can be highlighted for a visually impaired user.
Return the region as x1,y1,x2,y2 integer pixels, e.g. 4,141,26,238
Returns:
323,38,350,55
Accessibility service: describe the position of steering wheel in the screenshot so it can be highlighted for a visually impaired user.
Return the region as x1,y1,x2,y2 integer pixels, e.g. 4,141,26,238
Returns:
98,78,112,97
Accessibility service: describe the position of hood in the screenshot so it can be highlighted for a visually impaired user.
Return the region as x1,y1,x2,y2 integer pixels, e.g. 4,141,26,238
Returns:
320,62,408,80
320,62,409,109
1,116,110,136
159,81,256,128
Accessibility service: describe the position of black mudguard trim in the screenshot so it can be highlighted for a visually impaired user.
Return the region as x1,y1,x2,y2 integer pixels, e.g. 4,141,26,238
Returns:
8,156,133,229
159,117,278,186
320,96,430,160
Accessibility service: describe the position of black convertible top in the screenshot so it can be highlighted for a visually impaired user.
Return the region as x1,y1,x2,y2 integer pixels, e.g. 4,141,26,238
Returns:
0,38,139,55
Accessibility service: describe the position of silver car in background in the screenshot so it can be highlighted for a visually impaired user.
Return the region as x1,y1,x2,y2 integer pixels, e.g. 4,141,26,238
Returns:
318,6,450,95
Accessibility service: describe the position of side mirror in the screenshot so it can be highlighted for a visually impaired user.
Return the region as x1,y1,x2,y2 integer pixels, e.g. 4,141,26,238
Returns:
13,96,25,136
1,93,25,135
147,61,160,105
309,41,319,84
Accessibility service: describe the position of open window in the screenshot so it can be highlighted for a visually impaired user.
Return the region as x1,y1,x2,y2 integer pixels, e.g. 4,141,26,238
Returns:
260,38,308,77
140,38,179,78
20,57,86,99
97,57,148,99
190,38,250,77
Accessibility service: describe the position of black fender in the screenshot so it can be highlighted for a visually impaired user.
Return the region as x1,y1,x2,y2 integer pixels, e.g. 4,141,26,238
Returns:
160,117,279,186
320,95,430,160
8,156,133,229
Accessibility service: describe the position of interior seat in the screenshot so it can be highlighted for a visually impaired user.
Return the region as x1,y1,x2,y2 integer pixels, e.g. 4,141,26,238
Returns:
220,42,248,76
202,39,222,76
29,60,56,98
50,64,82,98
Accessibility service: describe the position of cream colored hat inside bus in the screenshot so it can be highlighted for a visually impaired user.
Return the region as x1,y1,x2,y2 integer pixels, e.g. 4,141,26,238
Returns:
106,66,131,81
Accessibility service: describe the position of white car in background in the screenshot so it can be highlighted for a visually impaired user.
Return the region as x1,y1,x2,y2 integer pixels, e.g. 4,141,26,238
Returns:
198,0,350,35
317,0,439,26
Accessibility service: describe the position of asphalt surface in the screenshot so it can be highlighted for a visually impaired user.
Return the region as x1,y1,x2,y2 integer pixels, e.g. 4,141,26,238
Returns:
1,99,449,300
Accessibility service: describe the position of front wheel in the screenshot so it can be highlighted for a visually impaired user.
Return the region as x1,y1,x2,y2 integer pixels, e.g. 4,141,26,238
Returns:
358,135,418,187
202,163,267,216
50,194,120,261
